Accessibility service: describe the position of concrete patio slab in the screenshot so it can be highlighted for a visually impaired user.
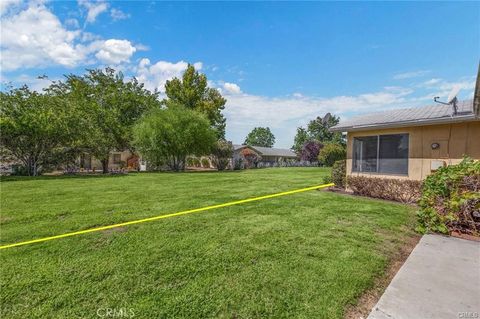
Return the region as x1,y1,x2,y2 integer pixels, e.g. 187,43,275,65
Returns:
368,234,480,319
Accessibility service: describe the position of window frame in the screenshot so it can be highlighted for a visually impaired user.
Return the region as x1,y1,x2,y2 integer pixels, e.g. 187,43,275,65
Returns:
352,133,409,176
112,153,122,164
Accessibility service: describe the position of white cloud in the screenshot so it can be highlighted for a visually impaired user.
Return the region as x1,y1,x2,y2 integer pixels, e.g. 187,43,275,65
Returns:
0,0,21,16
422,78,442,86
222,82,242,94
135,59,203,92
135,43,150,51
110,8,130,21
418,77,476,101
393,70,430,80
223,87,416,147
78,0,108,24
95,39,136,64
65,18,80,28
0,2,85,71
0,2,138,71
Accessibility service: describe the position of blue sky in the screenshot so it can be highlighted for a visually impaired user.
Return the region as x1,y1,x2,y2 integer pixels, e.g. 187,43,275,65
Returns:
1,1,479,147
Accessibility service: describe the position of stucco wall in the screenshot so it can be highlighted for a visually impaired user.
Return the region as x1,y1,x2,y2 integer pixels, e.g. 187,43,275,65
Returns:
346,121,480,180
85,151,134,171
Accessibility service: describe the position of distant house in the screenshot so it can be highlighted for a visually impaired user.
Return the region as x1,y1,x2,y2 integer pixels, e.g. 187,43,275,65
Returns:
78,151,143,172
330,98,480,180
233,144,297,165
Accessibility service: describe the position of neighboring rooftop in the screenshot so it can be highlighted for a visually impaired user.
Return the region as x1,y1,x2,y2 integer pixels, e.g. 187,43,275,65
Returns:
331,99,478,132
233,144,297,158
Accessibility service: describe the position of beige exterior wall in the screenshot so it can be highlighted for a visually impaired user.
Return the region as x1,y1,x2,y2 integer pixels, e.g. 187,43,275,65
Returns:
346,121,480,180
83,150,134,171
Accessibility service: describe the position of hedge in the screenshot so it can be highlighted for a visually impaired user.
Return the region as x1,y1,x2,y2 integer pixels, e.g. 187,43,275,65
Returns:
348,176,422,204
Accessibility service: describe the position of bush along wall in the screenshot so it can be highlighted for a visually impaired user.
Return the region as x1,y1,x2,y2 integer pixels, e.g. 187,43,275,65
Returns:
416,158,480,236
323,159,346,188
348,176,422,204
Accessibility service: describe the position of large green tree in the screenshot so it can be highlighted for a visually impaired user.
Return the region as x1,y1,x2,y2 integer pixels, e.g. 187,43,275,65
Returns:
133,107,217,172
291,127,309,155
306,113,342,144
244,127,275,147
163,65,227,138
57,68,161,173
0,86,77,176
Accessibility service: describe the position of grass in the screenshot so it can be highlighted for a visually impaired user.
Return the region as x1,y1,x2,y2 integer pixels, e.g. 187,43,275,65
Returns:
0,168,416,318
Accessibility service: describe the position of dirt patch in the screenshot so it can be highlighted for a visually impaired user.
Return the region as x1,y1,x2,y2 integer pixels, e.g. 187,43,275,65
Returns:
101,227,128,236
345,234,421,319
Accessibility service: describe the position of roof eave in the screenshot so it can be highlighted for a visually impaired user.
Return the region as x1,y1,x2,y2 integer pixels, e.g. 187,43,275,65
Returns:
330,114,478,132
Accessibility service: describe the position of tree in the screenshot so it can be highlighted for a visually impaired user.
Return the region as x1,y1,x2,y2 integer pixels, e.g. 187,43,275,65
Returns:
300,140,323,163
164,65,227,138
211,139,234,171
133,107,217,172
292,113,344,152
0,86,77,176
292,127,309,155
306,113,343,144
318,143,346,166
244,127,275,147
58,68,160,173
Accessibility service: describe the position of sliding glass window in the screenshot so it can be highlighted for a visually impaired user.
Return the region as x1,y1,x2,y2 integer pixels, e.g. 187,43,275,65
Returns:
352,134,408,175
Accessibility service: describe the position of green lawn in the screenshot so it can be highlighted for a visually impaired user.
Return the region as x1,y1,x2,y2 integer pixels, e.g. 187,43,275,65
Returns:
0,168,416,318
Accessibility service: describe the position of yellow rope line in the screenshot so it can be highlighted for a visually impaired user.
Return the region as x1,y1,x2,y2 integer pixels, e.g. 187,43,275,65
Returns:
0,183,334,250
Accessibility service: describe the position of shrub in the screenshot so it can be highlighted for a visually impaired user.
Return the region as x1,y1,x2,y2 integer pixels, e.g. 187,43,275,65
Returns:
331,160,346,188
233,158,244,170
416,158,480,236
348,176,422,204
300,140,323,163
318,143,346,167
322,175,333,184
201,158,210,168
212,139,233,171
193,157,201,167
186,157,195,167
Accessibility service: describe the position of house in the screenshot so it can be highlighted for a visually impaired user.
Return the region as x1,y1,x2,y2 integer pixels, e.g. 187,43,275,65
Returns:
78,150,142,172
330,98,480,180
233,144,297,165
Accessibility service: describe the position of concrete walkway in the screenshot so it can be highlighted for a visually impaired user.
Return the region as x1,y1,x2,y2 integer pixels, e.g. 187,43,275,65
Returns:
368,234,480,319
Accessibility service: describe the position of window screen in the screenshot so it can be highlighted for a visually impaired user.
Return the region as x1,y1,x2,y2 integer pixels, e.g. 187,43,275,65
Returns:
378,134,408,174
352,134,408,175
352,136,378,173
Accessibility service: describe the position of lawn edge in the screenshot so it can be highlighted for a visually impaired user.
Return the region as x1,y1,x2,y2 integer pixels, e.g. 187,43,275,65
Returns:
344,232,421,319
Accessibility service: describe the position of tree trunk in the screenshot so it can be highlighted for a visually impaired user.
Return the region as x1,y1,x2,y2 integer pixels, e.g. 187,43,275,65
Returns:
25,157,38,176
101,158,109,174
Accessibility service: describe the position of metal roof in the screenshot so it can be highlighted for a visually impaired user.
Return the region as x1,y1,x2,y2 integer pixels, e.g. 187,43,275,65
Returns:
331,99,478,132
233,144,297,158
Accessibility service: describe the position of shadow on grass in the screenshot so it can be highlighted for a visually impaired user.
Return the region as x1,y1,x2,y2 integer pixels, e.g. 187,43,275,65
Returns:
0,174,131,182
0,170,249,182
